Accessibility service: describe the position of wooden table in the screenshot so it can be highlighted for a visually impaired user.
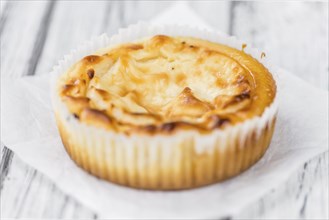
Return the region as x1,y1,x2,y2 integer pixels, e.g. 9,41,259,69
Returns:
1,1,328,219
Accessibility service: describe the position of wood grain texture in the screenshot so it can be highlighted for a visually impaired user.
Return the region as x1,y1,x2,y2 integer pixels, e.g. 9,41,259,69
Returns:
34,1,172,76
231,1,329,90
0,155,96,218
1,1,51,77
0,145,13,190
1,1,328,219
0,0,54,203
234,152,329,220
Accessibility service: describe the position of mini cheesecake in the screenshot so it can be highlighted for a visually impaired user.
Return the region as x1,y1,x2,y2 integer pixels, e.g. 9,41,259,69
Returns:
53,34,277,190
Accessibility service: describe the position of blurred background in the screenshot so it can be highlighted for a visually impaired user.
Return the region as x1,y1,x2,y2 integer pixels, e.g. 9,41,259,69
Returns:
1,1,328,219
1,1,328,89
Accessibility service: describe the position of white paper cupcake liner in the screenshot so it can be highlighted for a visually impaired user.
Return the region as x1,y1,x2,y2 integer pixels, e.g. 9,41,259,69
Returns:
51,22,279,190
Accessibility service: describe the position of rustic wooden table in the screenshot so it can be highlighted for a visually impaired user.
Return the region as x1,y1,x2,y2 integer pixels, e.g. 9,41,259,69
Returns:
1,1,328,219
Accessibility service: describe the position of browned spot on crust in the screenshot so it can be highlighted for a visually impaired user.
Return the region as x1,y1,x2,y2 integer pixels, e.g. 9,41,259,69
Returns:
161,122,176,132
216,118,230,128
62,84,78,95
180,88,212,110
175,73,186,85
215,90,251,110
63,84,74,90
208,115,230,128
196,56,205,65
236,75,245,83
80,108,112,129
83,55,102,64
94,88,111,100
181,87,195,104
166,87,213,118
234,92,250,102
144,125,157,133
63,95,90,103
63,79,87,96
188,45,199,51
130,112,148,116
63,96,90,115
87,69,94,79
237,81,251,93
138,122,177,134
220,91,251,109
251,130,257,142
146,72,170,82
216,77,227,87
152,35,171,41
203,49,217,56
214,95,231,109
125,44,144,50
150,35,172,47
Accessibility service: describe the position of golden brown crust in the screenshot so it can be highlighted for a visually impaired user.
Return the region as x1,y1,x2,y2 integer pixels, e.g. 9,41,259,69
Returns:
57,35,276,135
80,108,113,130
62,96,90,115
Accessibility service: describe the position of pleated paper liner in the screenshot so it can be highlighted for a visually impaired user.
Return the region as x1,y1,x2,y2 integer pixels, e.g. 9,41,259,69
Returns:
51,23,279,190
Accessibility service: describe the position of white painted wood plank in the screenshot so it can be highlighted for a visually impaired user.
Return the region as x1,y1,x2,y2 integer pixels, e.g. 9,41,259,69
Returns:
234,152,328,219
35,1,172,76
35,1,108,76
0,155,96,218
299,153,328,219
1,1,56,217
0,0,7,15
0,0,10,33
0,1,51,77
189,1,231,33
232,2,328,90
102,1,172,34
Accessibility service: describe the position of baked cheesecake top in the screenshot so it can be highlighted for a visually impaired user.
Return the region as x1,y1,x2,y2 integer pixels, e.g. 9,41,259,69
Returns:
57,35,276,135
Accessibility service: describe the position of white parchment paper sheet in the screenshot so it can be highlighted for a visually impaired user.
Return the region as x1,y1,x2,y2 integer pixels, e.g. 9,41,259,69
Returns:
1,3,328,219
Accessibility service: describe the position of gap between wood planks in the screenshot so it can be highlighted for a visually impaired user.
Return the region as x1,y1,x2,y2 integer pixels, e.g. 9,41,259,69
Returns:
0,0,57,188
